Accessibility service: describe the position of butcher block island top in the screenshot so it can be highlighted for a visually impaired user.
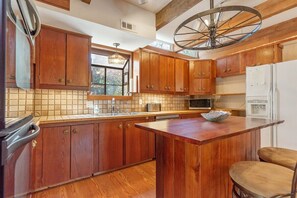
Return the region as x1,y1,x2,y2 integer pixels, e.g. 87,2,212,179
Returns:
135,116,284,198
135,116,284,145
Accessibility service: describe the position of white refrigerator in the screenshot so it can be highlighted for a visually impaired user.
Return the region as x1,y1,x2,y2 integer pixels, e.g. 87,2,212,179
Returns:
246,60,297,150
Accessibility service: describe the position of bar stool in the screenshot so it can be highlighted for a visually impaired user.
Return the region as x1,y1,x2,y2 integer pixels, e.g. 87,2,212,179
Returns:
229,161,297,198
258,147,297,170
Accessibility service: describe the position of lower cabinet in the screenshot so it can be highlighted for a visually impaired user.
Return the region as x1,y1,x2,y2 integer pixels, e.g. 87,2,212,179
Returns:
125,118,155,165
98,121,124,172
31,118,155,191
179,113,202,119
32,124,94,188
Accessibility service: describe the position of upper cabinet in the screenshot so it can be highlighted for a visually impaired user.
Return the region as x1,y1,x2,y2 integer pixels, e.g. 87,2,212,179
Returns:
216,54,240,77
35,25,91,90
189,60,215,95
240,45,282,73
6,18,16,87
217,44,283,77
175,58,189,94
138,51,160,93
159,55,175,93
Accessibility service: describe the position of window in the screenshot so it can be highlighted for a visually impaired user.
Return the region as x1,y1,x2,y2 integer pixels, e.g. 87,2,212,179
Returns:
179,49,199,58
150,40,173,51
90,53,130,96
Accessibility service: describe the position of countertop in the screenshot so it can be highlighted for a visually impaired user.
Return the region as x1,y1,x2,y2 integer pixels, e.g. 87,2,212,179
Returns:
31,110,209,125
135,116,284,145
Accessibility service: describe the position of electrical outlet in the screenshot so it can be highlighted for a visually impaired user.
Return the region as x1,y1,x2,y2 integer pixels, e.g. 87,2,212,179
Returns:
139,99,143,105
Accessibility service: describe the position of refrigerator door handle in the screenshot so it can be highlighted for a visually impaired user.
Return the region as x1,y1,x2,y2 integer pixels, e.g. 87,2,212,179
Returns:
1,124,40,165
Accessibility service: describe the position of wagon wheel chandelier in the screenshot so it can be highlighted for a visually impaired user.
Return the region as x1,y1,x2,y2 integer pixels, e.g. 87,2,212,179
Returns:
174,0,262,50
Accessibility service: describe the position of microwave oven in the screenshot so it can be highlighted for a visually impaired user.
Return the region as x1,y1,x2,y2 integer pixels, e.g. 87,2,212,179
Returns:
189,99,213,110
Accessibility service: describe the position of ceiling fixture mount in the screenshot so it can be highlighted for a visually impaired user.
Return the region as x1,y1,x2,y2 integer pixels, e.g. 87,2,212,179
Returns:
174,0,262,50
138,0,148,5
108,43,126,65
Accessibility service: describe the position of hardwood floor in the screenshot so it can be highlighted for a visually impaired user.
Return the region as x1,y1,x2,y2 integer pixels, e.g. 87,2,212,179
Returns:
30,161,156,198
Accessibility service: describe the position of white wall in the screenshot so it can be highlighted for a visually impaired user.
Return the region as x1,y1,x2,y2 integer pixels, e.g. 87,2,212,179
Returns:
34,0,156,50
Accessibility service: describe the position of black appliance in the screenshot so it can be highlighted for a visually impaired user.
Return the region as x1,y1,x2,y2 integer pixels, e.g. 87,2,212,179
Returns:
0,0,41,197
189,99,213,110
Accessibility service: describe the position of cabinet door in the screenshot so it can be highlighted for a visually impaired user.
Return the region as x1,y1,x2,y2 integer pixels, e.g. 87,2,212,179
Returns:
30,129,43,190
167,57,175,93
42,126,70,186
6,18,16,85
193,60,211,79
256,45,274,65
38,28,66,86
175,59,189,93
149,53,160,91
37,0,70,10
66,34,90,88
140,51,151,92
201,79,211,93
216,58,227,77
240,50,256,73
226,54,240,75
159,55,168,92
125,119,150,165
71,124,94,179
98,122,124,172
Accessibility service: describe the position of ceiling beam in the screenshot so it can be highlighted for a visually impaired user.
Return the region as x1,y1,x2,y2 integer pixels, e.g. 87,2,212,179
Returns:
156,0,203,30
199,17,297,59
81,0,91,4
174,0,297,52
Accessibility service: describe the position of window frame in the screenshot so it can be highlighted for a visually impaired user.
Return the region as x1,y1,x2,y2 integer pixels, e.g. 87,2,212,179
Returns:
91,59,129,96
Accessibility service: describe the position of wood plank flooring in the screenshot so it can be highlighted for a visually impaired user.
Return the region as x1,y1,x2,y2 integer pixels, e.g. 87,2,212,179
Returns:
29,161,156,198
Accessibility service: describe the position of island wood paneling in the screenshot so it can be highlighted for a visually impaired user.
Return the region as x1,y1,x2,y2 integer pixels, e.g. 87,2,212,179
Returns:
155,129,261,198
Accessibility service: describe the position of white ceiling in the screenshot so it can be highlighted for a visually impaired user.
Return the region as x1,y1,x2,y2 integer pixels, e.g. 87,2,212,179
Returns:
156,0,268,44
123,0,172,13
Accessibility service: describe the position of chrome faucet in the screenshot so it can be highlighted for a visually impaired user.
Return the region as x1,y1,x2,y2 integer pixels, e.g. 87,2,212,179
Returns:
111,98,115,115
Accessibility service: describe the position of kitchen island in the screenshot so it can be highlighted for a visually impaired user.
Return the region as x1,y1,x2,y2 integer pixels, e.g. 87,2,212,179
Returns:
135,116,283,198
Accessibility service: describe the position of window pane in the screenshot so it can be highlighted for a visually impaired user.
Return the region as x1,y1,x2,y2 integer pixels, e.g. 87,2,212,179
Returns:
106,69,122,85
124,73,128,84
90,85,105,95
124,85,128,96
106,85,122,96
91,54,126,68
91,67,105,84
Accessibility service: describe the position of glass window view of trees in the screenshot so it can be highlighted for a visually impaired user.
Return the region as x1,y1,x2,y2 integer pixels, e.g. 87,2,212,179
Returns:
91,54,129,96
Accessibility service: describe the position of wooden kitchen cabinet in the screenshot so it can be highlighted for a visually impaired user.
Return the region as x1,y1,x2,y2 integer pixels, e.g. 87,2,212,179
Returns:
139,51,160,93
175,58,189,93
189,60,215,95
216,54,240,77
98,121,124,172
33,124,95,189
42,126,71,186
70,124,94,179
36,25,91,90
159,55,175,93
66,34,90,87
125,118,155,165
241,45,282,73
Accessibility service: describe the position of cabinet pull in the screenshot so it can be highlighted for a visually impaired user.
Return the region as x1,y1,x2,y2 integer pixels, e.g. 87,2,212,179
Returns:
118,124,123,129
63,130,69,135
228,68,231,72
164,86,168,90
202,72,205,75
168,86,171,90
126,124,131,128
180,88,183,91
67,79,72,83
146,85,150,88
58,78,64,83
72,129,78,134
9,75,15,80
150,85,154,89
32,140,37,148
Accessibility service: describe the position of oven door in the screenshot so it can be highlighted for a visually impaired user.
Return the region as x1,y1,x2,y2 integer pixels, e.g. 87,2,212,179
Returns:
1,116,40,198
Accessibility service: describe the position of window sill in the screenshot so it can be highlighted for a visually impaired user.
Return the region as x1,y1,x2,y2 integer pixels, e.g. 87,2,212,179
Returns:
87,94,133,100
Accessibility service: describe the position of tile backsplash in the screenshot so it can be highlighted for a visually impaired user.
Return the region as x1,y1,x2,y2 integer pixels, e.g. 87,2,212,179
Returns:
6,88,189,118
